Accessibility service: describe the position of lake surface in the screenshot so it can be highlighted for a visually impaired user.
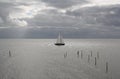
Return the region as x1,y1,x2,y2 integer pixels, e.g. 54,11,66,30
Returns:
0,39,120,79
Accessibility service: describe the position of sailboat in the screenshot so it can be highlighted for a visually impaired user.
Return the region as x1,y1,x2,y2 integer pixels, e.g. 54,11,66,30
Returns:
55,33,65,46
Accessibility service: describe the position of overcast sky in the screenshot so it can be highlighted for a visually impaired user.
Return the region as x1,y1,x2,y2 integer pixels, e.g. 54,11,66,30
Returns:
0,0,120,38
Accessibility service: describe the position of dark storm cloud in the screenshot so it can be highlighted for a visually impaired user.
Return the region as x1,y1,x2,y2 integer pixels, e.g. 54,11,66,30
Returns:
0,26,120,38
66,4,120,27
29,4,120,38
26,12,80,28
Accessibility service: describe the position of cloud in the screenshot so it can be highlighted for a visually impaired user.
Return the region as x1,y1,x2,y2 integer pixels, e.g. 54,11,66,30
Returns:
0,2,14,23
40,0,88,8
90,0,120,5
67,0,120,11
0,1,41,27
0,0,120,38
66,4,120,25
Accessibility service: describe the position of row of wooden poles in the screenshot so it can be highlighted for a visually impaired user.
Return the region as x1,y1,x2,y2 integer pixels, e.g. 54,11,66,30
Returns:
64,50,109,74
8,50,109,74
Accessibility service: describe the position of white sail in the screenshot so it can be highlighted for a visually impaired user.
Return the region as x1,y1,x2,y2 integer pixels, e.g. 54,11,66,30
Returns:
57,33,64,43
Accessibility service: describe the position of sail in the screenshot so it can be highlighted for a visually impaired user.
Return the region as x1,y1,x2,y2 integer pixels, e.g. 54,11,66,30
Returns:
56,33,64,43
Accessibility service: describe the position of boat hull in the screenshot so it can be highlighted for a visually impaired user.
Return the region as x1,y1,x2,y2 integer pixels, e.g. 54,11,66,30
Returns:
55,43,65,46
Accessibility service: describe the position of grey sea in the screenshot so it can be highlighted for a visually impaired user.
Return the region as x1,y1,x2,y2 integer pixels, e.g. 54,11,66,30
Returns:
0,39,120,79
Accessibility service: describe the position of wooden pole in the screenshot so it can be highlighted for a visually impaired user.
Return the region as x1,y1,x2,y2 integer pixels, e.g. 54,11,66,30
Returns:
77,50,79,57
9,50,11,57
88,55,90,63
95,57,97,66
106,62,108,73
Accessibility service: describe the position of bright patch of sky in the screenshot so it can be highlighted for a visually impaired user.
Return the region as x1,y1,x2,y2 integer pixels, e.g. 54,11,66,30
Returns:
8,2,55,27
90,0,120,5
69,0,120,11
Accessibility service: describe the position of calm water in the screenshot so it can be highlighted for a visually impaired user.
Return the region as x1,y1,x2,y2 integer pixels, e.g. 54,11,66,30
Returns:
0,39,120,79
